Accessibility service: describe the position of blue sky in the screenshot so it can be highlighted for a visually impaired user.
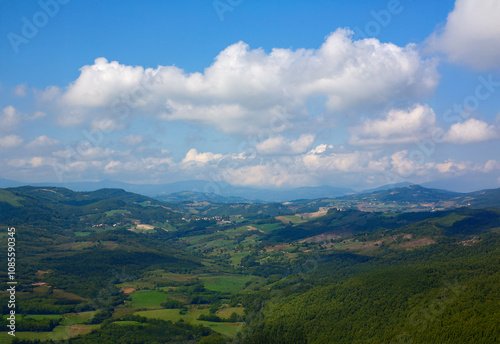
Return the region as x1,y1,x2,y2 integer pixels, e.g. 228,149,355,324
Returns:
1,0,499,191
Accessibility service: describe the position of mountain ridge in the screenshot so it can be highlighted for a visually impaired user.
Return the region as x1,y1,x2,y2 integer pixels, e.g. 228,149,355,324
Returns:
1,178,499,205
0,178,355,202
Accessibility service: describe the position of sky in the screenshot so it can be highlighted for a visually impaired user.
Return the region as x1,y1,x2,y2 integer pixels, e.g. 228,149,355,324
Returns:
0,0,499,192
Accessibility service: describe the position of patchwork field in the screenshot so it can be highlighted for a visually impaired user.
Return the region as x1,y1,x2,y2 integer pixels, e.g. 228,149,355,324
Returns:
0,312,99,343
129,290,168,308
134,307,244,337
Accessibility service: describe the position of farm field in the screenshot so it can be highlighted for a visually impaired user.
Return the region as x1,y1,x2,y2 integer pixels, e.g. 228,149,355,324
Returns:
0,312,99,343
135,307,244,337
129,290,168,308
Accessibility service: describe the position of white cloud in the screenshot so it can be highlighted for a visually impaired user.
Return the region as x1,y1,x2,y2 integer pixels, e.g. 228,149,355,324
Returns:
349,104,437,145
427,0,500,70
434,160,468,174
29,157,44,168
182,148,223,164
302,146,388,173
0,135,23,148
308,144,333,155
42,29,438,134
6,134,496,189
62,58,146,107
256,134,315,155
0,106,21,130
226,146,391,188
141,157,174,169
387,150,499,181
104,160,122,173
389,150,434,178
481,160,500,173
0,106,46,131
26,135,59,148
13,83,27,97
445,118,498,144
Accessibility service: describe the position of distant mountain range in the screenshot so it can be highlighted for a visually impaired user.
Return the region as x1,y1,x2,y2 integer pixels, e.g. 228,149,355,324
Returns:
0,178,354,202
156,191,254,204
0,178,499,206
336,184,500,210
342,184,461,203
359,182,415,194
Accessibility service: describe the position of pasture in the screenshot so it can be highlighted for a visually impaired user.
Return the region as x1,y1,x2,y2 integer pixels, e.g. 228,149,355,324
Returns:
130,290,168,308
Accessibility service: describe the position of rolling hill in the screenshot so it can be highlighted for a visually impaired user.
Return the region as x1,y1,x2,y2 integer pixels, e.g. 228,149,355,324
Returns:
0,184,498,343
335,184,500,210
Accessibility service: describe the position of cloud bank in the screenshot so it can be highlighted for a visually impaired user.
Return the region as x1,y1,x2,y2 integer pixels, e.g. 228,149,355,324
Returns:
42,28,439,135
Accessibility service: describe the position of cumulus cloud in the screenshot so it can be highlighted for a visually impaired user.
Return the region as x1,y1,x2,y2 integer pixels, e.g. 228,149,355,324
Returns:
61,57,148,107
41,29,438,134
302,149,386,173
104,160,122,173
388,150,435,178
386,150,499,183
0,106,21,130
349,104,437,145
0,106,46,132
29,157,45,168
142,157,174,169
445,118,498,144
226,145,391,188
434,160,468,174
182,149,223,164
26,135,59,148
478,160,500,173
308,144,333,155
256,134,315,155
0,135,23,148
427,0,500,70
4,134,496,189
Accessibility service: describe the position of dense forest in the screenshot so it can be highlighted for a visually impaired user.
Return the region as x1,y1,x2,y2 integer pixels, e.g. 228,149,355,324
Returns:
241,234,500,343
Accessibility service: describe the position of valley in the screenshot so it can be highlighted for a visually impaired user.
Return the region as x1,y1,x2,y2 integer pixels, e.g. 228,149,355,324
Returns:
0,185,499,343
